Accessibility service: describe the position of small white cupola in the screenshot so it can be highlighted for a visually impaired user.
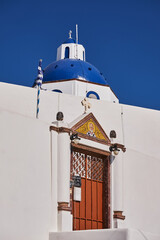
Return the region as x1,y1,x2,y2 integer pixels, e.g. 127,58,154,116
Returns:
57,29,86,61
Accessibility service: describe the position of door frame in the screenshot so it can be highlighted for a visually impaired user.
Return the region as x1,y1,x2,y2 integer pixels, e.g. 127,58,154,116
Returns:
70,143,111,229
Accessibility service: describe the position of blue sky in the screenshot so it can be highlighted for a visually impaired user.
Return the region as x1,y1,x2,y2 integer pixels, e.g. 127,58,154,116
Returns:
0,0,160,110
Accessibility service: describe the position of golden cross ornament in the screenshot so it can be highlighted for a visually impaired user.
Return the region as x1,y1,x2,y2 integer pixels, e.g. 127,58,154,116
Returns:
81,98,91,114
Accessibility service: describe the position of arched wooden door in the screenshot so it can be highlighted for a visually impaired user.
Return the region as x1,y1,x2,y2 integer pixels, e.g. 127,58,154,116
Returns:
71,145,110,230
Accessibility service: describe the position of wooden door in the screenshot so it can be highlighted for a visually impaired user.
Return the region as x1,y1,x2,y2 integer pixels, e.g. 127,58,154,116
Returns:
71,147,110,230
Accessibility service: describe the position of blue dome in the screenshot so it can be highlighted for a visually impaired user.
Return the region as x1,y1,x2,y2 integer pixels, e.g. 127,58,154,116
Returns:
43,59,108,85
63,38,75,44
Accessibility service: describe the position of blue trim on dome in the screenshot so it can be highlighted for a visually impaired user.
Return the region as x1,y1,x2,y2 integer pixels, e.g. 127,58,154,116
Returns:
43,59,108,85
63,38,76,44
86,91,100,99
52,89,62,93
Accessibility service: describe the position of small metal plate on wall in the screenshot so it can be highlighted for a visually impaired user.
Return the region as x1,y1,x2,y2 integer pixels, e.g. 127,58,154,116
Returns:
74,187,81,202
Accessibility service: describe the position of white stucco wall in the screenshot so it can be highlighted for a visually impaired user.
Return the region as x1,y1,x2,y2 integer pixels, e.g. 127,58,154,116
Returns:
122,105,160,234
0,82,160,239
49,228,160,240
0,110,51,240
50,130,58,232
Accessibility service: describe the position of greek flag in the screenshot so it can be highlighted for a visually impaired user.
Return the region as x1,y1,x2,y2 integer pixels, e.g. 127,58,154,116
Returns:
36,59,43,118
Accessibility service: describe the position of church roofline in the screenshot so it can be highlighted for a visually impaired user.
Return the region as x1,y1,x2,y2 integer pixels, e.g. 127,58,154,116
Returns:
41,78,118,99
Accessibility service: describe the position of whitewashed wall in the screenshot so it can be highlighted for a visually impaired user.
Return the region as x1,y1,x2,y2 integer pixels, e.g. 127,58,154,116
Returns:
50,229,160,240
0,111,51,240
0,82,160,239
122,105,160,234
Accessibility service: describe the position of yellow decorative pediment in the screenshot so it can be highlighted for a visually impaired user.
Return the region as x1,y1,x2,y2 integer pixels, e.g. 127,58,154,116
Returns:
76,118,106,140
71,113,110,145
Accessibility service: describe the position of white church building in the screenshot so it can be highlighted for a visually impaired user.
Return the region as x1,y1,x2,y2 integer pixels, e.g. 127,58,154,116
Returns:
0,30,160,240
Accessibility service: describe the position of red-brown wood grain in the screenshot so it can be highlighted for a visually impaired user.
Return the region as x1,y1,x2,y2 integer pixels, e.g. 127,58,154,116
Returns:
71,146,110,231
80,178,86,219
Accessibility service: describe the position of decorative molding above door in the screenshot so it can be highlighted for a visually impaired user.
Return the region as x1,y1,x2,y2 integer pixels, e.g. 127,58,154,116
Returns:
71,113,111,145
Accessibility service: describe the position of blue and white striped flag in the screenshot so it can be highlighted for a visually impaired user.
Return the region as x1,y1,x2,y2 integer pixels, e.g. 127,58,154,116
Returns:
36,59,43,118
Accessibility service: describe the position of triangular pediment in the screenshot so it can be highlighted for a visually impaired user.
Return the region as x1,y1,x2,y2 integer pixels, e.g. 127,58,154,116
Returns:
71,113,111,145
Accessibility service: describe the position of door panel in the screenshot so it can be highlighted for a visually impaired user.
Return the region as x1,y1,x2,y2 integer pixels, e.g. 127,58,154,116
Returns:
80,219,85,230
92,181,97,220
92,221,97,229
80,178,85,218
75,219,79,230
86,179,92,219
86,220,91,229
74,201,80,218
98,182,103,221
98,222,103,229
71,148,109,230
